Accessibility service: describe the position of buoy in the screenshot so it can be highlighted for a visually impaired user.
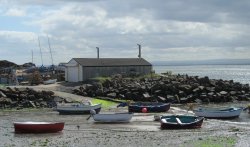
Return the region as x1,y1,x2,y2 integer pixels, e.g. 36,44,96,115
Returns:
142,107,147,113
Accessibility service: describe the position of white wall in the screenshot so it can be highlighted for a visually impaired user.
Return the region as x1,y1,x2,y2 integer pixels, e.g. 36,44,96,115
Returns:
65,59,80,82
67,66,79,82
79,65,83,81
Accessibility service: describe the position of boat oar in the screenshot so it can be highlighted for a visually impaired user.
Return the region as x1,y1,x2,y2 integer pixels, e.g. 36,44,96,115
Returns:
117,102,128,108
86,115,92,120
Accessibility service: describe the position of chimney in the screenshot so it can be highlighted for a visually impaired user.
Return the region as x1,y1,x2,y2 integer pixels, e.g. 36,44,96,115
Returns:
137,44,141,58
96,47,99,58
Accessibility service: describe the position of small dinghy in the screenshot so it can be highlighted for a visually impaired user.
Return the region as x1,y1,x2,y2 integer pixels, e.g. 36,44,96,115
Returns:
43,79,57,85
128,102,170,113
87,110,133,123
14,122,64,133
193,107,243,119
56,103,102,115
160,115,204,129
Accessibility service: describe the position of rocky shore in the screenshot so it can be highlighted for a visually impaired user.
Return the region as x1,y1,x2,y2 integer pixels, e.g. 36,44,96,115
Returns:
1,73,250,109
72,74,250,103
0,87,64,109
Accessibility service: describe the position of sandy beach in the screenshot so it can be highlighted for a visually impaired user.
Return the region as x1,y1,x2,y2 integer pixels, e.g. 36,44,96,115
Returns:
1,107,250,147
1,83,250,147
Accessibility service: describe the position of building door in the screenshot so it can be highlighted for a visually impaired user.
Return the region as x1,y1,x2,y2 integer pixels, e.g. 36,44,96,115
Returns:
67,66,79,82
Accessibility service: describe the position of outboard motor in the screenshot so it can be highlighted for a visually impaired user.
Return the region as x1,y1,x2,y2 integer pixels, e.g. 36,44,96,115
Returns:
90,109,96,115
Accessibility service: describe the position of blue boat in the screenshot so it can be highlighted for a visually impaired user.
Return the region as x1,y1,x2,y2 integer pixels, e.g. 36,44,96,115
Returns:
56,103,101,115
128,102,170,113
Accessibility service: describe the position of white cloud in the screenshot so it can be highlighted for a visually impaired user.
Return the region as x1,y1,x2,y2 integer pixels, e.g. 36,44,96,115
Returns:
1,0,250,65
5,8,26,16
0,31,36,43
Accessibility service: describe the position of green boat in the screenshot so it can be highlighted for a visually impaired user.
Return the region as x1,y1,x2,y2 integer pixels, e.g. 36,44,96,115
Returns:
160,115,204,129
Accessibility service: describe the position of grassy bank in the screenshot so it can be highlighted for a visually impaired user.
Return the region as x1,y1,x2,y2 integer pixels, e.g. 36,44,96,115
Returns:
91,98,119,109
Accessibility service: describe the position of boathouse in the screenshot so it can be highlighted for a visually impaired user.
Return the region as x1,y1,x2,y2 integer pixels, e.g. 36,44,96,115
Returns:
65,58,152,82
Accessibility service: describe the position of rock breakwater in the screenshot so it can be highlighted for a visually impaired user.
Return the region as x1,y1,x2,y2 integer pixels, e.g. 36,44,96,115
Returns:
72,74,250,103
0,87,65,109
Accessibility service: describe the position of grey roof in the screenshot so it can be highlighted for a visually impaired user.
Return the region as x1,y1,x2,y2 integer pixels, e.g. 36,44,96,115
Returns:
73,58,152,67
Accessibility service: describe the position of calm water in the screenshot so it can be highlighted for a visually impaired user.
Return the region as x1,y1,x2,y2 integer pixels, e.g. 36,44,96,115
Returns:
153,65,250,84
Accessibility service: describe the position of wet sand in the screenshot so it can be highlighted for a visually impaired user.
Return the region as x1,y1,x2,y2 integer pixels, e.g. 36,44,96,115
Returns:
3,83,250,146
1,107,250,147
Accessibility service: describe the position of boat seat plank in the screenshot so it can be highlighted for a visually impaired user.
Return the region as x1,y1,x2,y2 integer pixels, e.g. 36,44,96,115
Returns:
176,118,182,124
161,119,167,123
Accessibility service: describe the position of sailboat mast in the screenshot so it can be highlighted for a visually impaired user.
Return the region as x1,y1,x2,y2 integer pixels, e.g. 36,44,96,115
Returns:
38,37,43,66
47,35,54,65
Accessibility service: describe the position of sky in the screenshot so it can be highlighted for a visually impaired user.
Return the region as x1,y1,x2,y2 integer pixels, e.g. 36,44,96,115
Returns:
1,0,250,65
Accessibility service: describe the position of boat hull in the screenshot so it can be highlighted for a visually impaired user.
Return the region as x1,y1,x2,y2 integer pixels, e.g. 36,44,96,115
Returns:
14,122,64,133
128,102,170,113
160,115,204,129
92,112,133,123
43,79,57,85
56,103,102,115
193,107,243,119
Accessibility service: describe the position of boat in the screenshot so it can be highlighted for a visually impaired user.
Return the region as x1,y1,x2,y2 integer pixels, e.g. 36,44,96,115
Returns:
56,103,102,115
43,79,57,85
14,122,64,133
90,112,133,123
128,102,170,113
193,107,243,119
160,115,204,129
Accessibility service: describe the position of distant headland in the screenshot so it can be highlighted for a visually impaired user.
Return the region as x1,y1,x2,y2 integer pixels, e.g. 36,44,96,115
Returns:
152,59,250,66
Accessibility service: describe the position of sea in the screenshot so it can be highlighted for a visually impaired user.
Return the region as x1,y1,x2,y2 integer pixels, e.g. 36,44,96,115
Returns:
153,65,250,84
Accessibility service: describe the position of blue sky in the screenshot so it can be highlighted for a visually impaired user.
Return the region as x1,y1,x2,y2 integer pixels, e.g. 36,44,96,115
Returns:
1,0,250,65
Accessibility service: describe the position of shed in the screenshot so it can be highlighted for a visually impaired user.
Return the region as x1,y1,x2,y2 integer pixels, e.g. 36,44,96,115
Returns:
65,58,152,82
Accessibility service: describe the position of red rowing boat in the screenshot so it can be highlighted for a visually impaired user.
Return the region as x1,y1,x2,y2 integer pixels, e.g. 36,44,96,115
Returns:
14,122,64,133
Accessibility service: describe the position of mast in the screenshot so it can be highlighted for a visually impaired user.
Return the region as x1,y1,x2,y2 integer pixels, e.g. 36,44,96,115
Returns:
38,36,43,66
47,35,54,65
